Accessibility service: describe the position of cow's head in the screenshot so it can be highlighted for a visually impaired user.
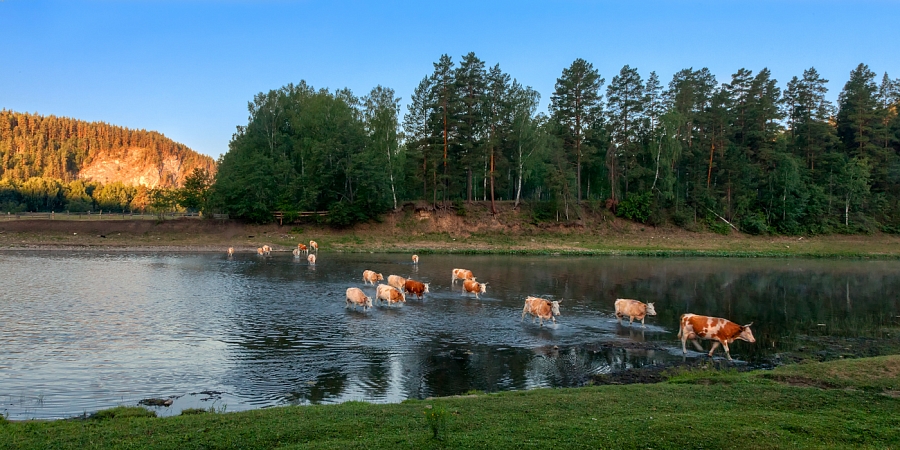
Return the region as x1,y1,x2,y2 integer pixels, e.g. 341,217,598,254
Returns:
739,322,756,343
376,273,384,281
550,300,561,316
479,282,487,293
646,302,657,316
423,283,431,293
364,296,373,308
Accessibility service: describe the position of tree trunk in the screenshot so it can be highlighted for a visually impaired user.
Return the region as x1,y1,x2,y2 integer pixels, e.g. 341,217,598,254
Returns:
490,149,496,215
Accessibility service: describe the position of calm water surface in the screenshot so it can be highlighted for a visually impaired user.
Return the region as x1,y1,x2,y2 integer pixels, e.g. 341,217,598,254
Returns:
1,251,898,419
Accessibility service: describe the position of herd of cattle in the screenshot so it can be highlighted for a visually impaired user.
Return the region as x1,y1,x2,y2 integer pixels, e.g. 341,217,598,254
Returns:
228,243,757,361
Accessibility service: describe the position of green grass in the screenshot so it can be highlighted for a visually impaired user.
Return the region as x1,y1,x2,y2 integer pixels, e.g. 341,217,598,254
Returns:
3,357,899,449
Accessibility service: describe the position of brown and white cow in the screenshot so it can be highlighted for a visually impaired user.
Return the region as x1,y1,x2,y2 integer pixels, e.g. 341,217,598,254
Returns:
412,254,419,265
292,248,301,257
387,275,407,291
614,299,657,328
376,284,406,304
521,296,561,327
678,313,756,361
404,279,430,299
309,240,318,253
257,247,264,256
298,243,308,253
462,279,487,299
227,247,234,257
362,270,384,285
262,245,271,255
345,287,373,310
307,254,316,265
451,268,475,285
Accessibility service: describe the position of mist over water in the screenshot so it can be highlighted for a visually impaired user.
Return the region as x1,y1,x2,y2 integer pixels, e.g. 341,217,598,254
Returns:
1,251,897,419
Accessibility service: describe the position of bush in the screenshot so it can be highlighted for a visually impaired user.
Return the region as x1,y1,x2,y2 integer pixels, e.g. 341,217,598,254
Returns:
740,213,769,235
617,192,652,223
530,201,556,223
91,406,156,420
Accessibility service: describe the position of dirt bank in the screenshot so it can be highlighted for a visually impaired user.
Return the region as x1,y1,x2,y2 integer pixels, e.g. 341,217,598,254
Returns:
1,202,899,257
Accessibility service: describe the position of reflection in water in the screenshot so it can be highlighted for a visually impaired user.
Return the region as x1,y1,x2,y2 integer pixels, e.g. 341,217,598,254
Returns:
0,252,897,419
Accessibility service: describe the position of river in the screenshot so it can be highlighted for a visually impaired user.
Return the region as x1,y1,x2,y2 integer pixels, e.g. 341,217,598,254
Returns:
1,251,897,419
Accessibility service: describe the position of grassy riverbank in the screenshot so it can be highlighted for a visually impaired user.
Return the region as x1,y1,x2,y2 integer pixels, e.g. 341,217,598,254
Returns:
2,356,899,449
1,215,900,258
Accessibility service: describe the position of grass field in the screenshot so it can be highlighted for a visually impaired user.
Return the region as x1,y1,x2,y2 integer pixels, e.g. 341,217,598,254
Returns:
2,356,898,449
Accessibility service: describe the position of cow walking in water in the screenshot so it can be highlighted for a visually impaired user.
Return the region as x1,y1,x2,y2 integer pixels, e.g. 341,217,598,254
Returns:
451,268,475,286
309,240,318,253
292,248,301,258
412,254,419,265
462,279,487,299
362,270,384,285
345,287,372,311
227,247,234,257
403,279,430,299
262,245,271,255
375,284,405,304
307,254,316,265
387,275,407,291
614,299,657,328
522,297,561,327
297,243,308,254
678,313,756,361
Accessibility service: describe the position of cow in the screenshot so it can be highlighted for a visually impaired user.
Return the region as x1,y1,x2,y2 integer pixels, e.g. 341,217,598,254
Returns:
262,245,271,255
257,247,264,256
404,279,430,299
521,296,561,327
310,240,318,253
678,313,756,361
345,287,372,310
462,279,487,299
412,254,419,265
292,248,301,257
227,247,234,257
451,268,475,285
362,270,384,285
376,284,405,304
298,243,308,253
387,275,407,291
307,254,316,265
614,299,657,328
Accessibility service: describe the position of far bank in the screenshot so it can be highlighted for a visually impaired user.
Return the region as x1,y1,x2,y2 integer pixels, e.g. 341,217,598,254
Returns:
1,207,899,258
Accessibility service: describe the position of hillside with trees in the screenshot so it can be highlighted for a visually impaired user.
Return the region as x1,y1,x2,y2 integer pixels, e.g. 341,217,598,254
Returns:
212,55,900,234
0,110,215,213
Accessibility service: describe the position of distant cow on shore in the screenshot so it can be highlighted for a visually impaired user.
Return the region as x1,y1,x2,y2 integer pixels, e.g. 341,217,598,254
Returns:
451,268,475,285
309,240,318,253
345,287,372,311
257,247,264,256
307,254,316,265
522,296,561,327
262,245,271,255
363,270,384,285
678,313,756,361
462,279,487,299
387,275,407,291
376,284,405,304
404,279,430,299
614,299,657,328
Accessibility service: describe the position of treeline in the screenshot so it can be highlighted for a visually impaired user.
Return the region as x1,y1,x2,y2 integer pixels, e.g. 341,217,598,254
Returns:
206,55,900,233
0,168,212,215
0,110,215,186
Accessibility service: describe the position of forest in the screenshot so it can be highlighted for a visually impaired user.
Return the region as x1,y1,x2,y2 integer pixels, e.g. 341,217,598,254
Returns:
213,54,900,233
0,111,215,213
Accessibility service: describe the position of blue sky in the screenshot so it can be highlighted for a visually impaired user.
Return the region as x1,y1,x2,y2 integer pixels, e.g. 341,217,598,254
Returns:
2,0,899,159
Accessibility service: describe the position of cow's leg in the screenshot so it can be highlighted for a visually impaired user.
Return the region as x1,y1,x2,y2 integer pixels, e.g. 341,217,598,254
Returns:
708,341,721,357
522,309,527,321
723,342,732,361
628,316,634,326
539,317,543,327
681,335,688,354
691,339,705,352
615,312,622,324
641,317,646,328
